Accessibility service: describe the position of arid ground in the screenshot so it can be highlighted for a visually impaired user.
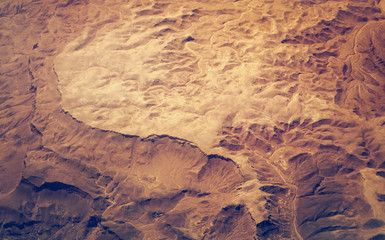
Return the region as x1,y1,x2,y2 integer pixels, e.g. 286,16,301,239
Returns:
1,0,385,239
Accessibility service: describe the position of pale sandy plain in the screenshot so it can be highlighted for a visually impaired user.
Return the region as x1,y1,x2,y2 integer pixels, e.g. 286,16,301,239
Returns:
1,0,385,239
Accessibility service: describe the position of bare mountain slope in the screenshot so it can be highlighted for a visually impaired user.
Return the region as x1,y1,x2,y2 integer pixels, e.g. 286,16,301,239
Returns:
1,0,385,239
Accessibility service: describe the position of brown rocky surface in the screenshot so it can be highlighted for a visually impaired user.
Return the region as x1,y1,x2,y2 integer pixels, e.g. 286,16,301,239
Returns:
1,0,385,239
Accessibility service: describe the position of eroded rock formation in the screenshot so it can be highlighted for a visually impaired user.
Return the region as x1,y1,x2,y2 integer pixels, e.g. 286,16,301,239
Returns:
1,0,385,239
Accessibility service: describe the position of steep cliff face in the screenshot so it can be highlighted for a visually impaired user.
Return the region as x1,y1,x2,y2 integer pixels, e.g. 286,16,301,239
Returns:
1,0,385,239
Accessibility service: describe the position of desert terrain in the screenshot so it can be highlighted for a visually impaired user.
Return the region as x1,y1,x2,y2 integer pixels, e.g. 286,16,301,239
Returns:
1,0,385,239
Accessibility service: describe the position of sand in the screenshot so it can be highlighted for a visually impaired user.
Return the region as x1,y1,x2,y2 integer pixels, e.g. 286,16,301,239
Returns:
54,0,351,152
